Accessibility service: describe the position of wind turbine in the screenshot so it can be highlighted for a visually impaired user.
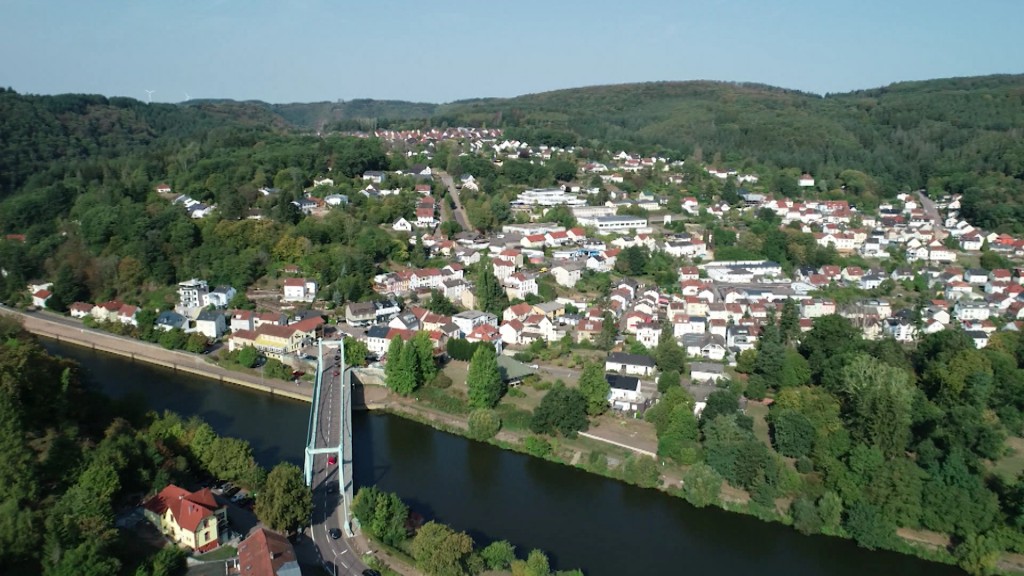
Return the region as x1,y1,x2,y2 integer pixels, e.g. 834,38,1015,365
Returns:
184,91,191,102
144,89,155,104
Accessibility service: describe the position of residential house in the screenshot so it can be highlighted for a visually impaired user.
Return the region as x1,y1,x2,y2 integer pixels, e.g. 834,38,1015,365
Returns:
117,304,139,327
69,302,93,318
91,300,125,323
452,310,498,336
345,301,377,327
203,286,236,309
605,352,656,377
195,310,227,340
156,310,188,332
392,218,413,232
31,289,52,308
689,362,726,384
606,374,644,412
234,527,300,576
504,272,538,300
178,279,209,309
142,485,226,552
551,260,586,288
282,278,317,303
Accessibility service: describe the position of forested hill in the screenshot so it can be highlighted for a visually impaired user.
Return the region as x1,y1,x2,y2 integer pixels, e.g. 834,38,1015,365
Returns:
273,75,1023,228
3,74,1023,228
0,89,286,199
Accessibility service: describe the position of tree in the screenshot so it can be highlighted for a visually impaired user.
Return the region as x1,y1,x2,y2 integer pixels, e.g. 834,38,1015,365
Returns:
595,312,617,351
446,338,480,361
255,463,311,533
236,346,259,369
426,290,459,315
203,437,262,487
158,328,187,350
467,345,504,408
657,403,700,464
386,338,413,395
790,497,823,535
840,354,914,458
480,540,516,571
844,501,895,550
577,363,610,416
531,384,589,437
264,358,293,381
467,409,501,441
475,259,509,316
344,336,369,367
654,326,686,373
411,331,438,386
700,389,740,423
183,332,208,354
657,369,680,393
954,533,1001,576
680,463,722,507
351,487,409,547
769,409,815,458
412,521,474,576
49,264,88,313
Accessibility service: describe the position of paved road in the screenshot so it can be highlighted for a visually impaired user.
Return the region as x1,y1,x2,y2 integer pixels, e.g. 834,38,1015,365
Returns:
916,189,948,239
437,171,472,232
309,348,367,576
0,305,314,401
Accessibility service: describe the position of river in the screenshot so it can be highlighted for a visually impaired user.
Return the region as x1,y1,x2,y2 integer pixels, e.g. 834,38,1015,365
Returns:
43,339,964,576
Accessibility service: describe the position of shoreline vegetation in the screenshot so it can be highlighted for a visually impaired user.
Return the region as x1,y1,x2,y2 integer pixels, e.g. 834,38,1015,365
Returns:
12,310,1024,575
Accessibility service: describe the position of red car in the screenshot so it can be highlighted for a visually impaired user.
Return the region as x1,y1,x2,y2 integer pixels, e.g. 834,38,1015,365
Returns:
327,455,337,466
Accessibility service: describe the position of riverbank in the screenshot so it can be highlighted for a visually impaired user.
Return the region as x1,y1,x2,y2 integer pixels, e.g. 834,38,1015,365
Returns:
0,307,312,403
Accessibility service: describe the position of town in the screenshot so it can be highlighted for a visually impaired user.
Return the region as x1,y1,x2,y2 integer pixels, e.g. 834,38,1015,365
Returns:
8,120,1024,576
22,125,1023,417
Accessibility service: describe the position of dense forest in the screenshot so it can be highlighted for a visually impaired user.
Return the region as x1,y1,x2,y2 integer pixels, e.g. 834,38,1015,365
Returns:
0,317,273,575
645,308,1024,575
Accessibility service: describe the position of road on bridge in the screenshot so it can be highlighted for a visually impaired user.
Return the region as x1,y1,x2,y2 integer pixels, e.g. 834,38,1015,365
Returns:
308,349,368,576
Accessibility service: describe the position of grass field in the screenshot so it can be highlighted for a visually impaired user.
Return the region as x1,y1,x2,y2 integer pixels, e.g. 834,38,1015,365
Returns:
990,436,1024,480
745,401,772,447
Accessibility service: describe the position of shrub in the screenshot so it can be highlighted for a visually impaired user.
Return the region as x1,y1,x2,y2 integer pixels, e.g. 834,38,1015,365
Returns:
429,372,453,389
523,436,552,458
467,409,502,441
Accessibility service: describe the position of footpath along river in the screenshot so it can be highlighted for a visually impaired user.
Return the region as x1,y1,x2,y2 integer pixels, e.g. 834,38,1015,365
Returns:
43,339,965,576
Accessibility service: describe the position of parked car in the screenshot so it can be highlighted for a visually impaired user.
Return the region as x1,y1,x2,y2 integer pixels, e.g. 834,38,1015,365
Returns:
362,570,381,576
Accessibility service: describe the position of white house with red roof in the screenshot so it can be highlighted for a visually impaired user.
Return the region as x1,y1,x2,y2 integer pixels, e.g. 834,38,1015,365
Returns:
31,289,52,308
504,272,538,300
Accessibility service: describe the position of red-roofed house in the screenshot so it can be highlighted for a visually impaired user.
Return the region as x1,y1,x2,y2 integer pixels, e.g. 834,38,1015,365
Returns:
234,528,299,576
31,289,52,308
69,301,93,318
143,485,226,552
467,324,503,353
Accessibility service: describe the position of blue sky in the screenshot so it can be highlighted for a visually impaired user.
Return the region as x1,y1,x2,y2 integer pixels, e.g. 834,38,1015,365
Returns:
2,0,1021,104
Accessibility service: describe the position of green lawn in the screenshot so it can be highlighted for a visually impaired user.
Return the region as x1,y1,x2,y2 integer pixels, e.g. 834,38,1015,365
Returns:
990,436,1024,480
745,401,772,447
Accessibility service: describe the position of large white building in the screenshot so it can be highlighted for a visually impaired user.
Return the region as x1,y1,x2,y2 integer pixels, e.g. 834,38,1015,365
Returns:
576,215,649,233
514,188,586,207
178,279,209,309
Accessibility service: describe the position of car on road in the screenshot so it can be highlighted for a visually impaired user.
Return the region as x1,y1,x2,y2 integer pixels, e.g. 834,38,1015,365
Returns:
329,528,341,540
327,455,337,466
